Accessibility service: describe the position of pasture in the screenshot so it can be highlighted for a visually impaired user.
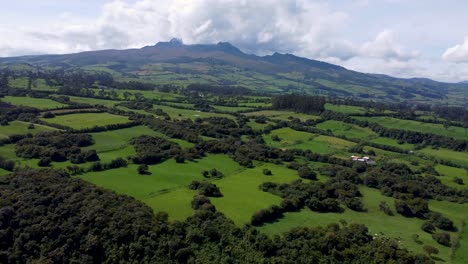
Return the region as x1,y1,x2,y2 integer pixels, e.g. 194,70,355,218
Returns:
0,121,57,139
324,103,367,114
1,96,66,110
80,154,241,200
419,147,468,167
66,96,121,107
41,112,130,129
264,127,355,155
258,187,468,262
210,163,300,225
153,104,235,120
354,116,467,140
244,110,320,121
316,120,376,140
370,137,415,150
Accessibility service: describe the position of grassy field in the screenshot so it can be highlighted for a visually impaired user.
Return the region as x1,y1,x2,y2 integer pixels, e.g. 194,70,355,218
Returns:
434,165,468,190
258,187,468,262
419,147,468,167
211,105,253,112
80,154,241,207
8,77,57,91
316,120,377,140
0,121,58,139
370,137,415,150
247,120,274,131
354,116,468,140
1,96,66,110
324,103,367,114
244,110,320,121
0,168,10,176
210,163,300,225
66,96,121,107
264,127,355,155
153,104,235,120
41,112,130,129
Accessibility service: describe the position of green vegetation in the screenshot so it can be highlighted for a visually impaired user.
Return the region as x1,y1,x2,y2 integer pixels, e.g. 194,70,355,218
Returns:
419,147,468,167
1,96,66,109
370,137,415,150
316,120,377,139
0,120,58,139
211,163,298,225
325,103,367,114
354,116,468,140
264,127,355,155
41,112,130,129
244,110,320,121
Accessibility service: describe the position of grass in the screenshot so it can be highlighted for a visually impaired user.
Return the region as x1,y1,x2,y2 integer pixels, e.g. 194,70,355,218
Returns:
0,168,10,176
80,154,241,204
244,110,320,121
41,112,130,129
453,219,468,263
153,104,235,120
1,96,66,110
370,137,415,150
434,165,468,190
0,121,58,139
354,116,468,140
418,147,468,167
258,187,468,262
325,103,367,114
211,105,253,112
210,163,300,225
316,120,377,140
66,96,121,107
143,188,197,221
247,121,274,131
264,127,355,155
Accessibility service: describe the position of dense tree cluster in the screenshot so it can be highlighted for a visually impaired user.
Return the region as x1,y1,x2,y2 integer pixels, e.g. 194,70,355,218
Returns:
15,132,96,163
130,135,181,165
0,169,433,263
188,181,223,197
272,94,326,114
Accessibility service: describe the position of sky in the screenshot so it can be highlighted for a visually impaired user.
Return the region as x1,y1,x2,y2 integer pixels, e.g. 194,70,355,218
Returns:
1,0,468,82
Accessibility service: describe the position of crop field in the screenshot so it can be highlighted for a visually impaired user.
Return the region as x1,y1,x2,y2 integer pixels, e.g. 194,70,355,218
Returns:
258,187,468,262
210,163,300,225
0,120,58,139
1,96,66,110
264,127,355,155
41,112,131,129
354,116,467,140
315,120,377,139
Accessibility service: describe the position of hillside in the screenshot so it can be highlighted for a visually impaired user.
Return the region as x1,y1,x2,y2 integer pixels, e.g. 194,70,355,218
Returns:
1,39,467,106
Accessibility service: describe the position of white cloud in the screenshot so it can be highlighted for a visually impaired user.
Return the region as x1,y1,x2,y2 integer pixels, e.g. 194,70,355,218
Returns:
360,30,420,61
442,36,468,63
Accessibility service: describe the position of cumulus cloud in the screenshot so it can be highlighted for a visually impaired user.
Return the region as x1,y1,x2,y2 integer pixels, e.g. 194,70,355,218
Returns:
360,30,419,61
442,36,468,63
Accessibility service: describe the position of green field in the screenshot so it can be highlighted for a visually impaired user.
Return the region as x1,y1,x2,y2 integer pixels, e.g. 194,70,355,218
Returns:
316,120,377,140
153,104,235,120
354,116,468,140
264,127,355,155
210,163,300,225
8,77,57,91
212,105,253,112
434,165,468,190
0,121,58,139
80,154,242,211
370,137,415,150
1,96,66,110
244,110,320,121
325,103,367,114
41,112,130,129
258,187,468,262
66,96,121,107
419,147,468,167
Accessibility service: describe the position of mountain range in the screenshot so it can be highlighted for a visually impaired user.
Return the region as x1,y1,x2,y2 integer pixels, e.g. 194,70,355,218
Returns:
1,38,467,106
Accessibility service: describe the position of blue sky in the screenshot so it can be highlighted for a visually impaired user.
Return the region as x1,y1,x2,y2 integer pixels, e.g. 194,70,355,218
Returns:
1,0,468,82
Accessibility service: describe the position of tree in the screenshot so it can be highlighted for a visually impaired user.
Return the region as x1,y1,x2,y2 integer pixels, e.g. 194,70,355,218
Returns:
298,166,317,180
263,168,272,176
38,157,52,167
137,164,149,175
423,245,439,257
27,123,35,129
421,222,436,233
432,232,451,247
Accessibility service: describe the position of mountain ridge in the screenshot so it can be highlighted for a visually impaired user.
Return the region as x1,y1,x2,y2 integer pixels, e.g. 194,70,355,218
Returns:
0,41,467,106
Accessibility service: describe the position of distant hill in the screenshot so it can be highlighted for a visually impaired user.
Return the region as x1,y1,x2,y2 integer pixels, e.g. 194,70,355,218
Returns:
1,39,467,106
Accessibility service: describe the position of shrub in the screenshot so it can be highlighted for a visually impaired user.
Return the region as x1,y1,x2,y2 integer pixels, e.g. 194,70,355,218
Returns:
137,164,149,175
42,112,55,118
379,201,394,216
423,245,439,256
394,198,429,218
432,232,451,247
453,177,464,185
345,198,366,212
189,181,223,197
37,157,51,167
297,166,317,180
421,222,436,233
263,168,272,176
27,123,35,129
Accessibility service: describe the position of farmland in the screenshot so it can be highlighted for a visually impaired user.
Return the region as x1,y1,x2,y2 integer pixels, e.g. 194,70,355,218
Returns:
0,87,467,262
1,96,66,110
41,112,131,129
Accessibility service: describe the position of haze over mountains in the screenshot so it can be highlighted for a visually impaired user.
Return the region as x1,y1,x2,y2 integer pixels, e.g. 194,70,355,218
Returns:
1,39,467,106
